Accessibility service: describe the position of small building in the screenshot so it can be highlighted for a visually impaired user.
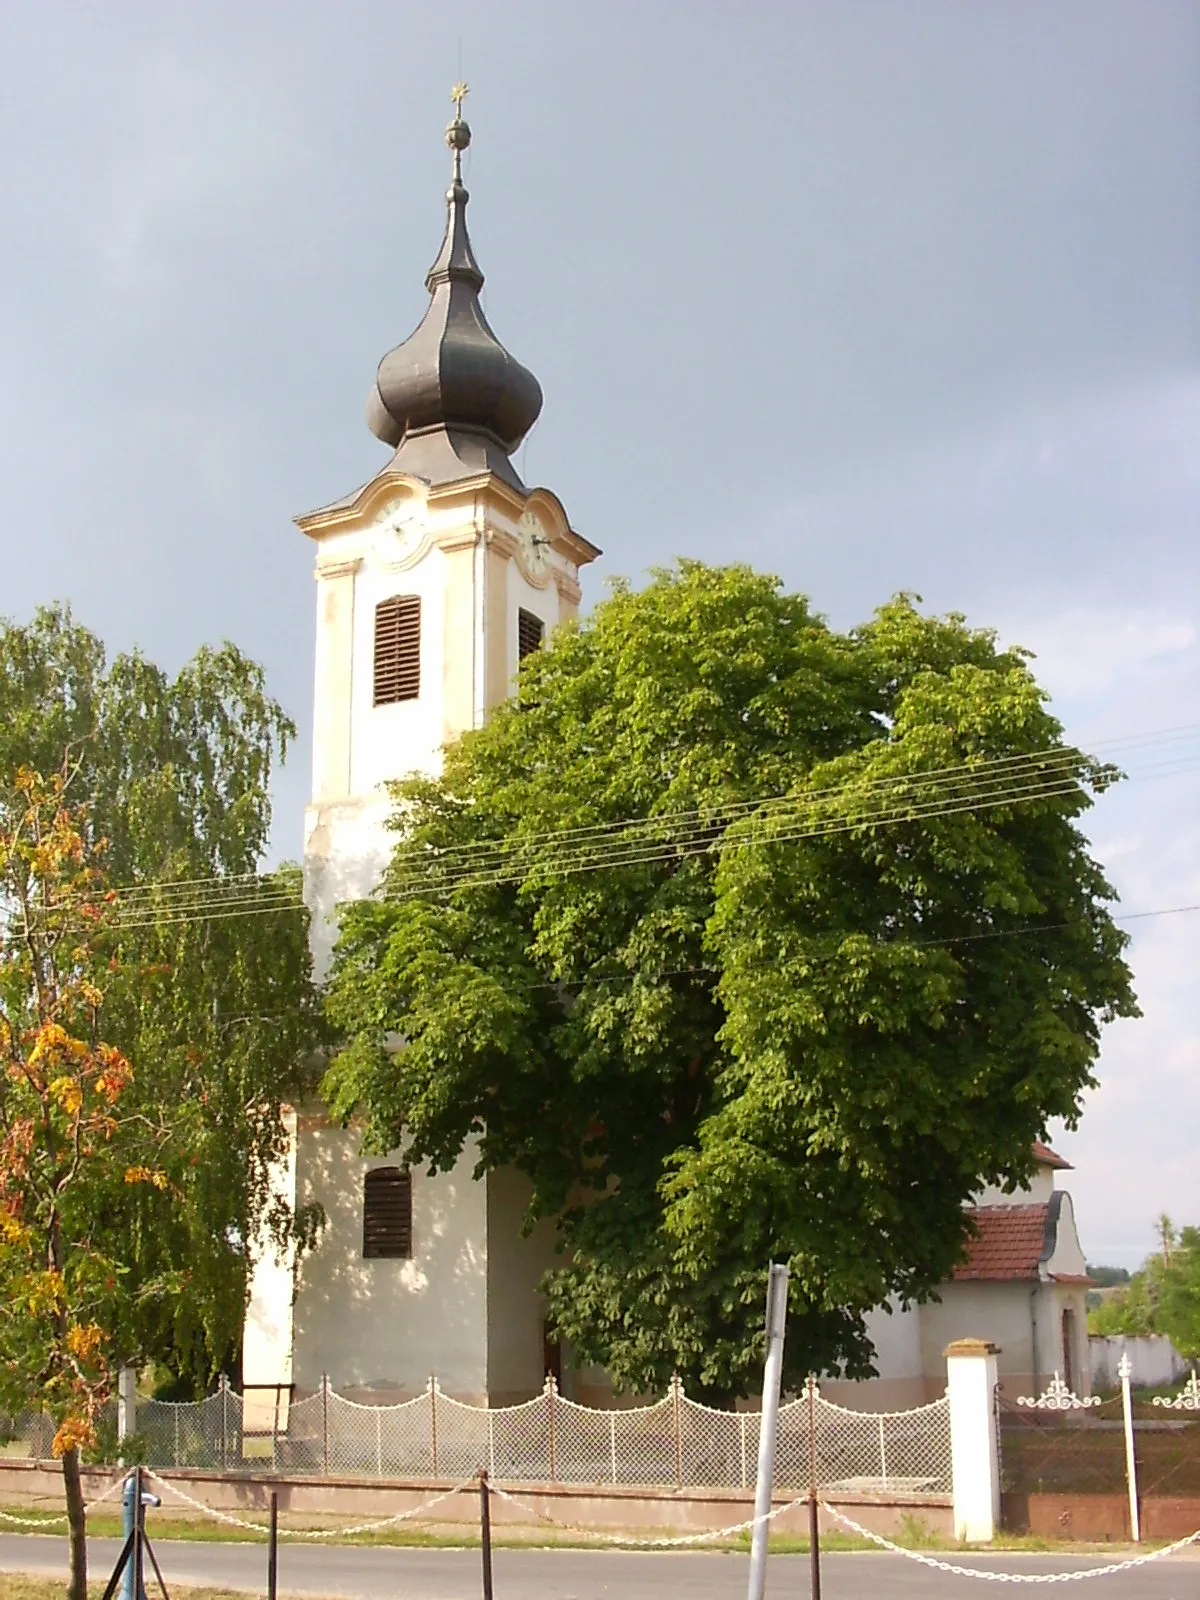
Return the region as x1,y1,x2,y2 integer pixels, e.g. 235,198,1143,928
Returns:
821,1143,1092,1408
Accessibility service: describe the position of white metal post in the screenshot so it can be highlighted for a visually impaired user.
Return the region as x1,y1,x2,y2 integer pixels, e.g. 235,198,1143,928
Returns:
1119,1353,1140,1542
747,1261,789,1600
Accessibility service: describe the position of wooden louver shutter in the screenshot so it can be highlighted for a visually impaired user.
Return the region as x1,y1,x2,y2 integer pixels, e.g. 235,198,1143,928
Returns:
373,596,421,704
518,608,545,661
362,1167,413,1259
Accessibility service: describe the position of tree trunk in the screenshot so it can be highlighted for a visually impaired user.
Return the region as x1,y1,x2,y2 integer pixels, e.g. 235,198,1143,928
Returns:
61,1446,88,1600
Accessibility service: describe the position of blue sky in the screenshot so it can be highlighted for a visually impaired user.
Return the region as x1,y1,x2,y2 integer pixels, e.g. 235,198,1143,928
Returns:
2,0,1197,1266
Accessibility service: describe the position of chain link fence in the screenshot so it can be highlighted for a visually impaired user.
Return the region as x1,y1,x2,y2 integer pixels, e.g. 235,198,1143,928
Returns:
0,1377,951,1495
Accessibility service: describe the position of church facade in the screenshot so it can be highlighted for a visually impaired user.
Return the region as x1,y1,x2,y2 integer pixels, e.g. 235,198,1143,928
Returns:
242,95,600,1406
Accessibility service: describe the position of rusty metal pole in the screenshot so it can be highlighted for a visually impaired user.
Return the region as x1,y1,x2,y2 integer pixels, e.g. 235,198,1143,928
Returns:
267,1490,278,1600
808,1376,822,1600
479,1468,494,1600
132,1466,146,1600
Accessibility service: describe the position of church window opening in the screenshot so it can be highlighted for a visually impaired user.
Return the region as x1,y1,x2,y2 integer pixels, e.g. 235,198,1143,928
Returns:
362,1167,413,1259
373,595,421,704
518,609,545,661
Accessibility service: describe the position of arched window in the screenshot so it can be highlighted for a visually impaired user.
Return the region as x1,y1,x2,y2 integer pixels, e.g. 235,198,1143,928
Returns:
374,596,421,704
362,1167,413,1259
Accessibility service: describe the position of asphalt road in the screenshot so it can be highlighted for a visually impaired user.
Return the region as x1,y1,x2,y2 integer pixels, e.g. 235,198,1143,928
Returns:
2,1534,1200,1599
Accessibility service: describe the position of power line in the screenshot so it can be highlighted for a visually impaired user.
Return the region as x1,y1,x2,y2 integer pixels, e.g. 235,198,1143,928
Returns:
22,720,1200,933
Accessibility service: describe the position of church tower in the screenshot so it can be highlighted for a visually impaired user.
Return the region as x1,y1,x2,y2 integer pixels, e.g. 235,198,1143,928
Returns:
242,92,600,1406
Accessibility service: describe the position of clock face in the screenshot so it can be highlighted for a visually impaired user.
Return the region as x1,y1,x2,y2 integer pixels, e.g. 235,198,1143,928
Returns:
373,500,419,561
517,509,549,575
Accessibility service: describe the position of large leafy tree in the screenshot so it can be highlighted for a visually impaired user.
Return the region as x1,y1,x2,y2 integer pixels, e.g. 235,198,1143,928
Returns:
0,604,321,1392
325,562,1136,1401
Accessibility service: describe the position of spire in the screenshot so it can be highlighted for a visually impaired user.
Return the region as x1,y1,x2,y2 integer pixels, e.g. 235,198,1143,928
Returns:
365,85,543,489
424,83,484,292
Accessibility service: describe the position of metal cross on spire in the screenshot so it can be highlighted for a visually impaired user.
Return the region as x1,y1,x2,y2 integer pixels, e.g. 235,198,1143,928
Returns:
446,81,472,183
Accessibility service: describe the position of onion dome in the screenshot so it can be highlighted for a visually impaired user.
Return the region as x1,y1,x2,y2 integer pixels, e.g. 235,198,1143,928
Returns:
366,89,543,487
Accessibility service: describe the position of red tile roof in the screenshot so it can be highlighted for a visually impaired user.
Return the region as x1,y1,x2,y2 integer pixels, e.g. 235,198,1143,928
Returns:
1031,1140,1072,1170
953,1204,1049,1281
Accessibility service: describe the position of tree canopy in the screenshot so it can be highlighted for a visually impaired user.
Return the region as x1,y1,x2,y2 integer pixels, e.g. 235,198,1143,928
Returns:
0,604,321,1393
1089,1217,1200,1361
324,562,1136,1401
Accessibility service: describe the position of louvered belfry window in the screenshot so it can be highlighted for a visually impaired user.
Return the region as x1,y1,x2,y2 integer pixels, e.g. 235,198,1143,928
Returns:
373,596,421,705
362,1167,413,1259
518,608,545,661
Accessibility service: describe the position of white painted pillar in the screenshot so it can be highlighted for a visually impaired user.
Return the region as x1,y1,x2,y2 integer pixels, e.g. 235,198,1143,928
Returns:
116,1365,137,1465
945,1338,1001,1543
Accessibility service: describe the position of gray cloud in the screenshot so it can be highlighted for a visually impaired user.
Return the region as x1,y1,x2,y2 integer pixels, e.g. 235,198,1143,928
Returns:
2,0,1196,1267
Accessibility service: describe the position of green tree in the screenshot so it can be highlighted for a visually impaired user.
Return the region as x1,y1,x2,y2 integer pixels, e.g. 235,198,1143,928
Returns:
0,604,321,1392
1089,1217,1200,1360
325,562,1136,1401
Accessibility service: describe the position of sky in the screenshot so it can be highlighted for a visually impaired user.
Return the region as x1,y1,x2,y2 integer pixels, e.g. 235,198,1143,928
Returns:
1,0,1197,1269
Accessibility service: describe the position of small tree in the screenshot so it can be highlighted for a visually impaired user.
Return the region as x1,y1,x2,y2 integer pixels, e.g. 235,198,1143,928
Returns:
0,770,167,1600
1089,1216,1200,1361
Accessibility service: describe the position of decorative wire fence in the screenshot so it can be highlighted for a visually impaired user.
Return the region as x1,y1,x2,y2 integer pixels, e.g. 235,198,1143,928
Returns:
0,1377,951,1496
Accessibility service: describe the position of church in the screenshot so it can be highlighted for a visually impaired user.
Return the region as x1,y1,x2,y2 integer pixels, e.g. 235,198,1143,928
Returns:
241,94,1094,1418
241,91,601,1408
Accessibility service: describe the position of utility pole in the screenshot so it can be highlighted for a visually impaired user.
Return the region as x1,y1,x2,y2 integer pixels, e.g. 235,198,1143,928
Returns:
747,1261,789,1600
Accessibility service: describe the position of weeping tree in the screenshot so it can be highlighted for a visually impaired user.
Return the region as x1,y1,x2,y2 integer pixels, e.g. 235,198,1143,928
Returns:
324,562,1136,1401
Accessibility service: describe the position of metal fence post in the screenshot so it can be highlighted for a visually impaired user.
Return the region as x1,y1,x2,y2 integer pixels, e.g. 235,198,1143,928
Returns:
321,1373,330,1476
376,1406,383,1477
609,1412,618,1485
1119,1353,1140,1542
878,1414,888,1490
430,1375,439,1478
672,1372,683,1488
546,1374,557,1482
220,1374,228,1471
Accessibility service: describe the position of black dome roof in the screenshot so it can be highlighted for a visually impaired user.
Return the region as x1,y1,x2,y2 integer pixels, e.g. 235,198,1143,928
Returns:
365,114,543,469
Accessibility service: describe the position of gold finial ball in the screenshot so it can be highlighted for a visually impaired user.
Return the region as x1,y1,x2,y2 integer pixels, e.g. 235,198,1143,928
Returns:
446,117,471,152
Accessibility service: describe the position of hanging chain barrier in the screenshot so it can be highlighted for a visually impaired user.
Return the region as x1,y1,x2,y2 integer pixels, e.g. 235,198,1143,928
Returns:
822,1500,1200,1584
486,1477,815,1546
142,1468,476,1539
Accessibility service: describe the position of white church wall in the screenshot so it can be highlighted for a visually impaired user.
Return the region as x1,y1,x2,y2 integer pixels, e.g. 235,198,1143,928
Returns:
302,793,394,981
241,1107,299,1392
506,559,561,684
349,545,449,797
485,1166,563,1404
290,1124,489,1400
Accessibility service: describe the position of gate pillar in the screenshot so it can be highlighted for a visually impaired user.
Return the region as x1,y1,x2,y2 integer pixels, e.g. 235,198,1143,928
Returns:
944,1338,1001,1542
